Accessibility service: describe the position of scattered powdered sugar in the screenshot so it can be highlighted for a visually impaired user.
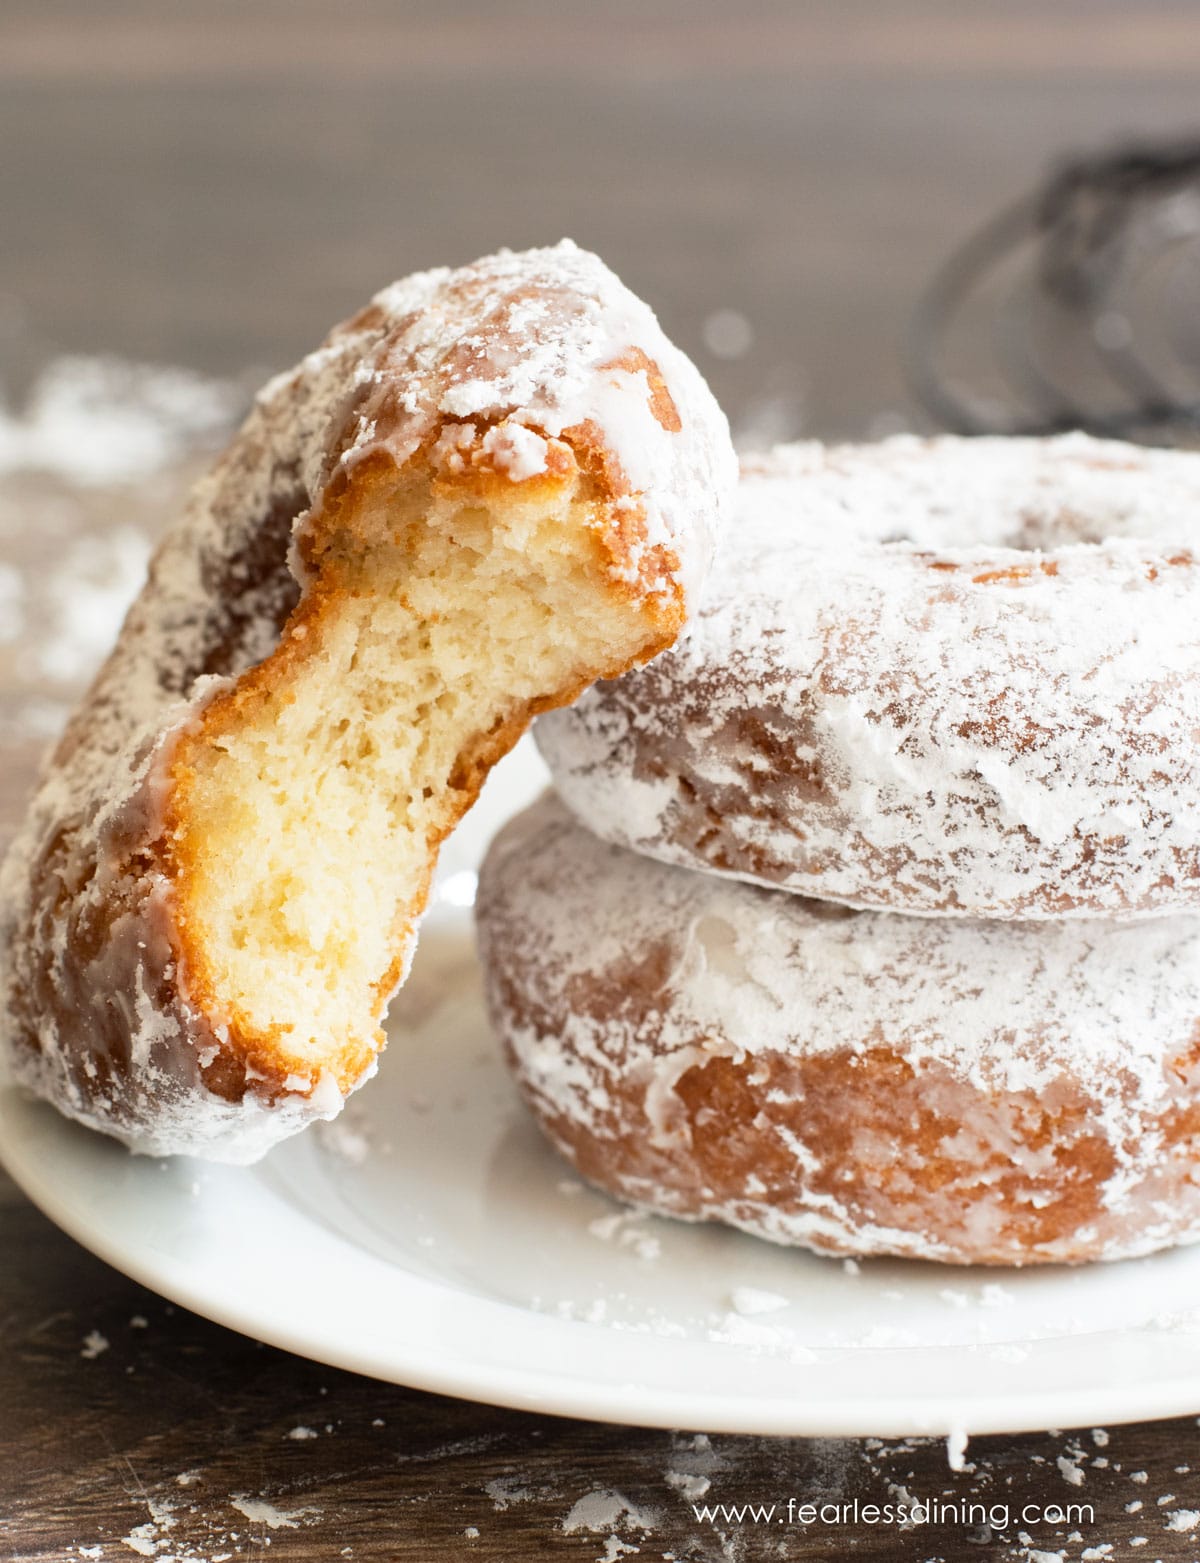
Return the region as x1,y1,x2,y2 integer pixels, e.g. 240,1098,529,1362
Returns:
561,1489,657,1536
449,1428,1200,1563
664,1469,711,1500
80,1329,109,1359
601,1540,641,1561
0,356,239,487
0,361,237,743
1165,1507,1200,1531
80,1478,326,1561
31,527,152,685
286,1426,318,1441
728,1287,789,1316
229,1496,319,1529
485,1476,533,1510
120,1496,178,1556
315,1110,372,1166
706,1311,818,1361
588,1209,662,1262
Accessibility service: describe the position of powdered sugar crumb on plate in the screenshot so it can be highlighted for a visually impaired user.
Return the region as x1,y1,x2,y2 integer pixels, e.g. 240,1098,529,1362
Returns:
728,1287,789,1316
587,1209,662,1262
315,1111,372,1166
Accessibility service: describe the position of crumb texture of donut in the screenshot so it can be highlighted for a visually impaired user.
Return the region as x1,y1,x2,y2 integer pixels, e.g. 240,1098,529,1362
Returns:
166,436,651,1086
0,242,735,1162
536,433,1200,920
478,795,1200,1266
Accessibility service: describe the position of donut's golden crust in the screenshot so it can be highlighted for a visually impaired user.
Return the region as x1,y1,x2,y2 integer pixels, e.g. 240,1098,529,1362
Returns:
479,797,1200,1267
0,243,735,1161
511,1046,1200,1267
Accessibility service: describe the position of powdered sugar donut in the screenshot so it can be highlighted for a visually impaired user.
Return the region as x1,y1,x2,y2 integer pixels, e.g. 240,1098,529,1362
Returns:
536,434,1200,919
0,242,734,1162
478,795,1200,1266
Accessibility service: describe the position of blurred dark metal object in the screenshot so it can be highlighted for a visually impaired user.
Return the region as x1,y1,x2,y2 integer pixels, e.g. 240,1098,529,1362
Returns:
907,139,1200,441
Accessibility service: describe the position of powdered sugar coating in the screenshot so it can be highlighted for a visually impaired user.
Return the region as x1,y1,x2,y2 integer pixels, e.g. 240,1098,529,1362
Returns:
0,243,732,1162
478,796,1200,1265
335,240,731,608
537,434,1200,919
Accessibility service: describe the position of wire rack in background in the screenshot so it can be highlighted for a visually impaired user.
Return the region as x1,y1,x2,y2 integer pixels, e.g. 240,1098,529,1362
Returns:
907,138,1200,444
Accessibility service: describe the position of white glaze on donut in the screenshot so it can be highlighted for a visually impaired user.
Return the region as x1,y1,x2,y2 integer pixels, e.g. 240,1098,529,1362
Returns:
537,434,1200,918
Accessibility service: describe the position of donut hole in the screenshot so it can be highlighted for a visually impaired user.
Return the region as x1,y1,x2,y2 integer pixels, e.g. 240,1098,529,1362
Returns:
855,442,1195,555
1000,510,1113,552
167,443,660,1085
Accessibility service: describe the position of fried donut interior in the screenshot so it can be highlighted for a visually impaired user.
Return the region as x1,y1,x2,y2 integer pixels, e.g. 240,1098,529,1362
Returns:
165,437,664,1088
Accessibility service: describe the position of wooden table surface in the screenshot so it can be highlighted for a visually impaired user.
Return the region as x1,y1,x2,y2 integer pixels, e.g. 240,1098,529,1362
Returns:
5,4,1200,1559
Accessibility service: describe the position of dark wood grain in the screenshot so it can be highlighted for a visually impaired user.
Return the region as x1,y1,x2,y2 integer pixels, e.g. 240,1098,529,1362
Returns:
3,1197,1199,1563
5,3,1200,1559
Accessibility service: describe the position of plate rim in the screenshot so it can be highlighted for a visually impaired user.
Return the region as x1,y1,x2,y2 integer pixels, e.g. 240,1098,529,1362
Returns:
5,1082,1200,1441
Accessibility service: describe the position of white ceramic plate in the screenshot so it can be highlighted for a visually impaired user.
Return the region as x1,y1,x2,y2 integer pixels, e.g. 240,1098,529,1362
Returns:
6,740,1200,1438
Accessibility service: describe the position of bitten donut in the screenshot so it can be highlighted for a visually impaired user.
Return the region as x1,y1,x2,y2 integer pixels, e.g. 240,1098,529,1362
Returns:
478,795,1200,1266
536,434,1200,919
0,242,735,1162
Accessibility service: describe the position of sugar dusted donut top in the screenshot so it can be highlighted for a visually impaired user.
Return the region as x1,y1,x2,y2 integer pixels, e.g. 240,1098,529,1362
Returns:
537,434,1200,919
323,240,730,609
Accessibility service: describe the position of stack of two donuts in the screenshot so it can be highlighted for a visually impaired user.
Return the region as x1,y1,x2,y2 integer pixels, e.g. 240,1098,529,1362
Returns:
477,434,1200,1267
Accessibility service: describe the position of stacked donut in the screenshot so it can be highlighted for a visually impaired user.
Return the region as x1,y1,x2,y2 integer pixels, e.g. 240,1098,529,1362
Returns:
477,434,1200,1266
